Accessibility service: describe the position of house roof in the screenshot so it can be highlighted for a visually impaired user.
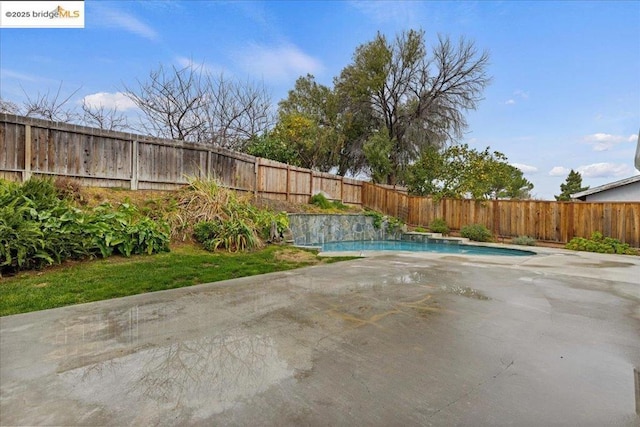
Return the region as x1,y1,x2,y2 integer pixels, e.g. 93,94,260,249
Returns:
571,174,640,199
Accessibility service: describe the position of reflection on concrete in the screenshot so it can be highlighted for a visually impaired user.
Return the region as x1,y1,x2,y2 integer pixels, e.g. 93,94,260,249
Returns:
2,250,639,425
60,329,291,421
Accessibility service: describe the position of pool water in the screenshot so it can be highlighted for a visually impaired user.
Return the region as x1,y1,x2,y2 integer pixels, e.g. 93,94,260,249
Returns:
317,240,535,256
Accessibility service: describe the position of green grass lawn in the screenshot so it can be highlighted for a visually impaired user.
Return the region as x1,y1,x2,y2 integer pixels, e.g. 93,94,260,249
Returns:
0,245,356,316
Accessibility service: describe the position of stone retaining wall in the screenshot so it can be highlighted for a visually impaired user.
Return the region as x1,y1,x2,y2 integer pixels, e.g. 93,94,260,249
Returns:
288,214,403,246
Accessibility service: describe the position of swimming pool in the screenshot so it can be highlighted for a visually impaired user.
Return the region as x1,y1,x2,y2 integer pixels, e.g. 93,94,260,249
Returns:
315,240,535,256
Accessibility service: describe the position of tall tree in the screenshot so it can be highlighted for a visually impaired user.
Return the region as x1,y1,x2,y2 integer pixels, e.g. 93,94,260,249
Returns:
486,161,534,199
334,29,491,184
244,133,299,166
555,169,589,201
274,75,344,171
405,144,534,199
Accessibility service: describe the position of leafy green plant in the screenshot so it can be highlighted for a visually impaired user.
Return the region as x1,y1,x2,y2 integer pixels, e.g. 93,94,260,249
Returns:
170,177,287,248
365,210,384,229
84,203,170,257
1,179,170,276
194,217,259,252
310,193,348,210
429,218,450,235
365,210,404,233
566,231,637,255
512,235,536,246
253,210,289,240
414,226,428,232
460,224,493,242
386,216,405,233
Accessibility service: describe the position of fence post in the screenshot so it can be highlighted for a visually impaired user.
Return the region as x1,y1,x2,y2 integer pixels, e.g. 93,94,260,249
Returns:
567,202,575,242
23,124,32,182
286,165,290,202
493,199,500,238
131,140,138,190
254,157,260,197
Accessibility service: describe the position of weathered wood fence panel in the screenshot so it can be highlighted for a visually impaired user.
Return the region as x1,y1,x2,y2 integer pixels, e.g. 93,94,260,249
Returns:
0,119,24,181
364,183,640,247
343,178,362,205
208,147,255,194
0,113,364,206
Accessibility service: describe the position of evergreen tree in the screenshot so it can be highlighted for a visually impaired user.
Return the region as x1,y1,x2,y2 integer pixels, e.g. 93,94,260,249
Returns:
555,169,588,201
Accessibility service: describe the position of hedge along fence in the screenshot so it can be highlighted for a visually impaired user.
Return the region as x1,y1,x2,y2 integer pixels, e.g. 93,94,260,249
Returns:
0,113,363,206
363,183,640,247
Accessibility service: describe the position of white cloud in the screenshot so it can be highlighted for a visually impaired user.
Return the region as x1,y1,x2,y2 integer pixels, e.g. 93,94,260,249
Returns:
505,89,529,105
81,92,137,111
0,68,41,82
99,8,159,41
583,132,637,151
174,57,227,76
576,162,632,178
238,44,324,82
549,166,570,176
511,163,538,174
349,1,421,25
513,89,529,99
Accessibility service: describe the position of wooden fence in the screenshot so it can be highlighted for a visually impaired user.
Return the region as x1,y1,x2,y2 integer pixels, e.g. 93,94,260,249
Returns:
0,113,363,205
2,113,638,247
363,183,640,247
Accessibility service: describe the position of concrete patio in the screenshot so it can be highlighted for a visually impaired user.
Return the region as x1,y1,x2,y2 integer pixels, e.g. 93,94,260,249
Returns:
1,247,639,426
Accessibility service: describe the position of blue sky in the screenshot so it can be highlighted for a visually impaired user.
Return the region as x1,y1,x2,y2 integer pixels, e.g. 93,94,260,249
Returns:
1,0,639,200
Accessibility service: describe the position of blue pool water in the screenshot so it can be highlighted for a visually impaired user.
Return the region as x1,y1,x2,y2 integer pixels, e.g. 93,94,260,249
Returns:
317,240,535,256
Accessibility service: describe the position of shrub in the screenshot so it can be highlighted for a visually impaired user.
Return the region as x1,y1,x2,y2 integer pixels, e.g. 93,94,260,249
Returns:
310,193,332,209
365,210,404,233
460,224,493,242
1,179,170,276
177,177,289,251
414,226,428,233
84,203,170,257
566,231,637,255
253,210,289,241
512,235,536,246
429,218,450,235
310,193,348,211
54,177,84,203
194,217,259,252
170,177,288,245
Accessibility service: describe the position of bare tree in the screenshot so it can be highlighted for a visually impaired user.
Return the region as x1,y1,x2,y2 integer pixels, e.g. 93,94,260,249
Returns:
0,98,21,114
80,99,129,131
124,64,273,148
123,64,209,141
204,74,273,150
21,82,81,122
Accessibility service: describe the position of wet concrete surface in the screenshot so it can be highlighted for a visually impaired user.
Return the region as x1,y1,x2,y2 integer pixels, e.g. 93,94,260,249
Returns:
1,248,639,426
